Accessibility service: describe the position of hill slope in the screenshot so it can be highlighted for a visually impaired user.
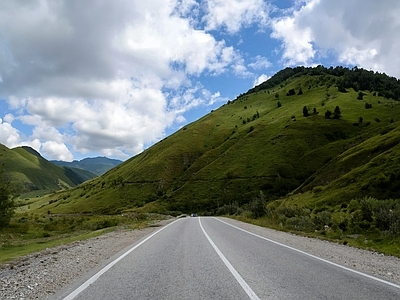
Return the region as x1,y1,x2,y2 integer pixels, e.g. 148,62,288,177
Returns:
51,157,123,176
0,145,97,195
34,66,400,215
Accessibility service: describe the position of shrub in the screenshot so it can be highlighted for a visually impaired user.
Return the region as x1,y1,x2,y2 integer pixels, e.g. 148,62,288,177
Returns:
303,106,309,117
215,202,242,216
286,89,296,96
333,106,341,119
373,199,400,234
0,165,16,228
286,215,314,232
249,191,267,218
325,110,332,119
360,197,374,222
312,210,332,230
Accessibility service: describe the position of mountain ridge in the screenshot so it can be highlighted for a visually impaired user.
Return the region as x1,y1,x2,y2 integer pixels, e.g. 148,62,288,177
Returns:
33,66,400,216
0,145,97,195
51,157,123,176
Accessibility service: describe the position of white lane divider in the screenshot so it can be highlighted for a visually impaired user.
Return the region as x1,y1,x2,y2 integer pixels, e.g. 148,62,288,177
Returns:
63,219,182,300
215,217,400,290
199,217,260,300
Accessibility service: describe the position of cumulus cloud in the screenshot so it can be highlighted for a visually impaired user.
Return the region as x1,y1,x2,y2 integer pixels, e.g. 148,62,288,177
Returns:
0,0,249,160
253,74,270,86
270,0,400,77
270,1,317,66
0,117,20,148
202,0,271,33
41,141,73,162
249,55,272,70
3,114,14,123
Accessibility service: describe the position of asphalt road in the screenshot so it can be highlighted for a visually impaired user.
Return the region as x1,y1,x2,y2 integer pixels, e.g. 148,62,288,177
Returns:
57,217,400,299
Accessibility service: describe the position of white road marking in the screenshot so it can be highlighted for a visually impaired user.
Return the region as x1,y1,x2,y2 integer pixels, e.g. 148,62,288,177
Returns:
63,219,182,300
215,217,400,290
198,217,260,300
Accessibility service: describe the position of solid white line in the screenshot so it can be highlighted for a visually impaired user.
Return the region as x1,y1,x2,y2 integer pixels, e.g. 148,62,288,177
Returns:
215,217,400,290
198,218,260,300
63,219,182,300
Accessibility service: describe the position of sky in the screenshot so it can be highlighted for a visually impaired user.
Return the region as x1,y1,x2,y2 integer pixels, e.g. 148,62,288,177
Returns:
0,0,399,162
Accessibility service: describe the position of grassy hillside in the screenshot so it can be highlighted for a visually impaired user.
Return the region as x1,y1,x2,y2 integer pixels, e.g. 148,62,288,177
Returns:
29,67,400,219
0,145,96,196
4,66,399,257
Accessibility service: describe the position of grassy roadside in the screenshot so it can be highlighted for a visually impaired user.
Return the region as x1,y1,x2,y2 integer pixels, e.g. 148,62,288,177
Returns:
0,228,114,263
0,212,168,263
230,215,400,258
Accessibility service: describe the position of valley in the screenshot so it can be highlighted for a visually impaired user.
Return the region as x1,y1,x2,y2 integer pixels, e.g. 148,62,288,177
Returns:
1,66,400,262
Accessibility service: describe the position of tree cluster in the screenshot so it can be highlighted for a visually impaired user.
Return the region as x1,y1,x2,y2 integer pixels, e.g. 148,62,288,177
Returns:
246,65,400,101
325,106,341,119
0,165,15,228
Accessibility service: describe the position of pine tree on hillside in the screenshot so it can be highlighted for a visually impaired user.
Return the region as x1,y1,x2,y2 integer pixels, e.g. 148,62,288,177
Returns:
333,106,342,119
303,106,309,117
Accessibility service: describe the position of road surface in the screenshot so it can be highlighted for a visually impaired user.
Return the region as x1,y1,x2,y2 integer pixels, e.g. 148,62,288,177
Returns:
56,217,400,299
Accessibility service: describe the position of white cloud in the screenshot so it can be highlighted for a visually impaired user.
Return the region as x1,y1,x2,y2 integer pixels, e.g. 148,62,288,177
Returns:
253,74,270,86
208,92,223,105
23,139,42,154
3,113,14,123
178,0,200,15
41,141,73,162
270,0,400,77
0,117,20,147
202,0,270,34
175,115,187,124
270,2,317,66
0,0,246,159
249,55,272,70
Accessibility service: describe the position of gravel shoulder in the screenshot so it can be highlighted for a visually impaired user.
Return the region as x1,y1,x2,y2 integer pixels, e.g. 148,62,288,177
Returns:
1,217,399,299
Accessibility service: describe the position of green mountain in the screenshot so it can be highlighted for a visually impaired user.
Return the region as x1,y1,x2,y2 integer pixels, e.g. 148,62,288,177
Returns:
0,145,97,195
35,66,400,216
51,157,123,176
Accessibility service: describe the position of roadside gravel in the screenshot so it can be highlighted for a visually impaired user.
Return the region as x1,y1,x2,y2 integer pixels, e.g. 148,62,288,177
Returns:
1,217,399,299
0,220,173,300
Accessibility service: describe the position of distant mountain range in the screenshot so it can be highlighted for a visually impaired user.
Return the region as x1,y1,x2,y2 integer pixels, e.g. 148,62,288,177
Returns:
0,144,122,196
51,157,123,176
0,145,98,195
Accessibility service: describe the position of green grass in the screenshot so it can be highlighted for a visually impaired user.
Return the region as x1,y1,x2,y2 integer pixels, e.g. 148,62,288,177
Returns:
231,214,400,258
0,228,113,263
0,212,166,262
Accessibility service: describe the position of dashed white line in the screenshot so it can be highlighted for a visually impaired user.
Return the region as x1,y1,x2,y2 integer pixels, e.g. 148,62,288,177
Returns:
199,217,260,300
